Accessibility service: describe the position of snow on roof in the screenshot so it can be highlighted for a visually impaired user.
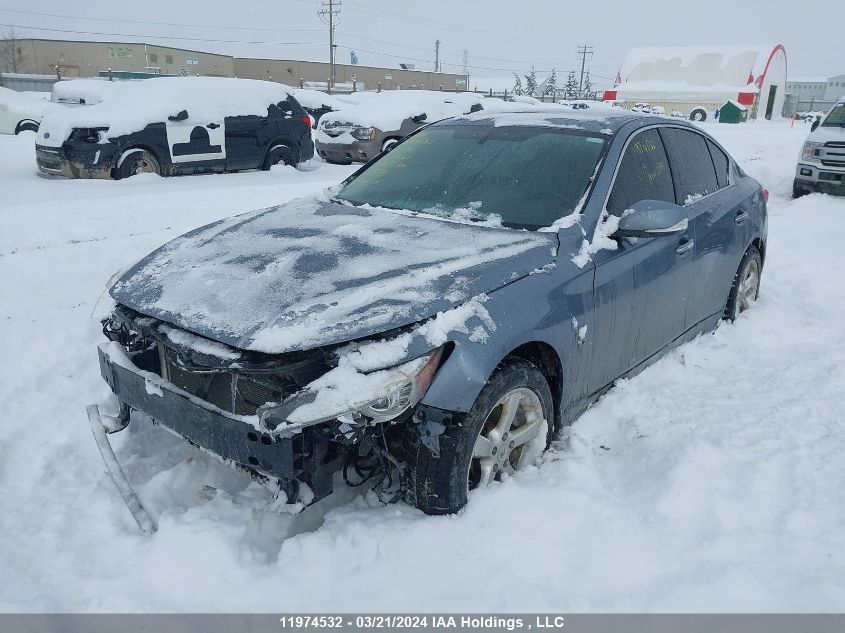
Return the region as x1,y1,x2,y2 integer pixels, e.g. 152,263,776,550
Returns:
37,77,294,146
51,78,132,105
617,45,783,93
724,99,747,110
318,90,496,131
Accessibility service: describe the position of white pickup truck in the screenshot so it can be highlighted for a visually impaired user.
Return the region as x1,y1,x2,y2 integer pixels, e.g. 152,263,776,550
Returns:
794,99,845,197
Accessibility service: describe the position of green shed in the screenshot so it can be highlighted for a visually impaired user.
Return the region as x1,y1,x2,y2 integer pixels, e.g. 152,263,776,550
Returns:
719,100,748,124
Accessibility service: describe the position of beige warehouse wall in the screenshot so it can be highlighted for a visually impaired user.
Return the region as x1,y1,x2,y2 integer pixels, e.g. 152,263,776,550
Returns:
234,58,467,91
10,39,232,78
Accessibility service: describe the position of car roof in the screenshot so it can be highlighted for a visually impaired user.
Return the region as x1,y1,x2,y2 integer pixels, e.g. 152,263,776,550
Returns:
446,106,643,135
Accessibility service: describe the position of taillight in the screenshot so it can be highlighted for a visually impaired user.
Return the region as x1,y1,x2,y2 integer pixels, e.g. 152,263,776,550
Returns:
301,116,312,128
762,188,769,204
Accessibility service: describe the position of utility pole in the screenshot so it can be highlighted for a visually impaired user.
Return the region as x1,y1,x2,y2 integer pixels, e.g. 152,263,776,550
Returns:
319,0,341,92
577,44,594,94
435,39,440,73
462,49,469,91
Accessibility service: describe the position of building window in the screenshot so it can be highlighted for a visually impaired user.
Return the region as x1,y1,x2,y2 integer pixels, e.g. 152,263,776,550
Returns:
149,53,158,63
165,54,173,64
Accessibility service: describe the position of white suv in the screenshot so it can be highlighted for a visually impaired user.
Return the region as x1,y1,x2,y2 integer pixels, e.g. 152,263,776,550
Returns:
794,99,845,197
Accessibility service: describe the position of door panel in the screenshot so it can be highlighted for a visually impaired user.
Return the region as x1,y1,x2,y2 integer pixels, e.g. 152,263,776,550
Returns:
165,118,226,166
588,128,693,393
660,129,748,325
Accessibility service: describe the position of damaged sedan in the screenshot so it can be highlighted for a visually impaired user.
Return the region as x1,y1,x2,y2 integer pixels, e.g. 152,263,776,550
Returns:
89,109,768,530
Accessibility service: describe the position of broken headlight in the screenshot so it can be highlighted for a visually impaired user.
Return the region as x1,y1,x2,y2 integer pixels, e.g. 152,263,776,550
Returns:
356,347,442,422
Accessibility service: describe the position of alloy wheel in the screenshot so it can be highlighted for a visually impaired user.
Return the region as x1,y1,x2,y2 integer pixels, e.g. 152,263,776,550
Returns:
469,387,545,489
738,258,760,313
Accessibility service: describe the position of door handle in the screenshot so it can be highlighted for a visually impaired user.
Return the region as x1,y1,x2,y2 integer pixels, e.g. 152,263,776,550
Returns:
735,210,749,224
675,239,695,256
206,123,220,129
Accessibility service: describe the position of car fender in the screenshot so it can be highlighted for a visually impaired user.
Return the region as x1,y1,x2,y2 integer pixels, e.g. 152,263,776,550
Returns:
421,256,594,414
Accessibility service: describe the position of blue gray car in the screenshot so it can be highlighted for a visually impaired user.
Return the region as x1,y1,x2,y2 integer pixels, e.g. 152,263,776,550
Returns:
88,108,767,528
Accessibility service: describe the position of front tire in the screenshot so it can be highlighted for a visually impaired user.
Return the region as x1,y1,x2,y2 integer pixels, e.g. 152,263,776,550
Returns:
724,245,762,321
116,150,160,179
401,359,554,515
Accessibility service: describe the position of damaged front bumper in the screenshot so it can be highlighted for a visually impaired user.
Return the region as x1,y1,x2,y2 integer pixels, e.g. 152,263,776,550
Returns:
35,145,113,179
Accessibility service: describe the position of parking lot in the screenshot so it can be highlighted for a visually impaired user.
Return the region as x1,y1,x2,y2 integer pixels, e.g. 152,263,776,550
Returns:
1,119,844,611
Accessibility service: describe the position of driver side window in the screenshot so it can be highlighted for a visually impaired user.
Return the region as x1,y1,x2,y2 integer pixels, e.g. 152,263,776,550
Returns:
607,129,675,216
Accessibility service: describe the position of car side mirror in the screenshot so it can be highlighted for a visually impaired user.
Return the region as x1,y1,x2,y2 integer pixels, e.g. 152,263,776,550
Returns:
412,113,428,124
811,118,820,132
168,110,189,122
613,200,688,239
468,103,484,113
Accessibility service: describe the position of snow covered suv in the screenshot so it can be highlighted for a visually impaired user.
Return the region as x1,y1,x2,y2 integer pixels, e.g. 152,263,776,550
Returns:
794,100,845,197
314,90,492,164
88,109,767,530
35,77,313,179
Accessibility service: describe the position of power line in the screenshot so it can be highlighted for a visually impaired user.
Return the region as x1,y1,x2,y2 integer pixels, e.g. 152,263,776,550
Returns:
577,44,594,93
0,22,324,46
317,0,341,90
0,7,323,33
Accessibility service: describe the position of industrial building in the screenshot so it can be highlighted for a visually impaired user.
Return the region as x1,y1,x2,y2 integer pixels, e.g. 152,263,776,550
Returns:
605,45,788,121
0,38,467,93
1,38,234,78
784,74,845,115
233,58,466,92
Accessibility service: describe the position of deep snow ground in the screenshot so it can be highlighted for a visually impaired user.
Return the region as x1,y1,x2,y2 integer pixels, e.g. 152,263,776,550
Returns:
1,119,844,611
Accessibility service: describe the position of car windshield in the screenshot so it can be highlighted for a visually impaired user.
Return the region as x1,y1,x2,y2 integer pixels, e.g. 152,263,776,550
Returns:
822,104,845,127
335,122,607,230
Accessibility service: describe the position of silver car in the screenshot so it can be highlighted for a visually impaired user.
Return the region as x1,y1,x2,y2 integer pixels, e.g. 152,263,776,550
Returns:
314,90,488,164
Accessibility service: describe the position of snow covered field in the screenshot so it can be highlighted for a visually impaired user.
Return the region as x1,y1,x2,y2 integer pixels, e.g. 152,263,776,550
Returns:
1,119,843,612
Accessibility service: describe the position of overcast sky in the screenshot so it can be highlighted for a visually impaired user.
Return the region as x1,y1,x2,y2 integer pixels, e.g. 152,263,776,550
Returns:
1,0,840,86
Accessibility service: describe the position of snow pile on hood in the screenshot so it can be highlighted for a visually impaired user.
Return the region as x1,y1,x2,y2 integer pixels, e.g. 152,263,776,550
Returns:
318,90,509,131
50,78,131,106
36,77,294,146
110,196,557,354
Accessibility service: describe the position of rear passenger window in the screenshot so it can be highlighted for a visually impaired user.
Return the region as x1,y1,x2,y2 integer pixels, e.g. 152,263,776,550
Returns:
659,128,719,205
607,129,675,216
707,139,730,189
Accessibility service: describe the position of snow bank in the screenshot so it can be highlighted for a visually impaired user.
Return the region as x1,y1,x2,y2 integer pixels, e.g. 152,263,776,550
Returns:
37,77,294,146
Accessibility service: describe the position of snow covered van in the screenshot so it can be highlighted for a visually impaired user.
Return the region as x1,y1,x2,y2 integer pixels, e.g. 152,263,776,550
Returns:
35,77,314,179
794,99,845,197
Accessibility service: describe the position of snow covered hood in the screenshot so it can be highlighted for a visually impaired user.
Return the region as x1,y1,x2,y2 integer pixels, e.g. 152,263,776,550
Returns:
110,197,558,354
318,90,494,131
36,76,294,147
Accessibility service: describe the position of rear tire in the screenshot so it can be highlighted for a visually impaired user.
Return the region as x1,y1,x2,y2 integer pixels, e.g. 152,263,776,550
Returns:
116,150,160,179
262,144,296,170
724,245,762,321
16,121,39,134
401,359,554,515
690,108,707,122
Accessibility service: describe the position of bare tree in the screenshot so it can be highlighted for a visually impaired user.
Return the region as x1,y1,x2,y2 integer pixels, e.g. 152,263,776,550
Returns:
0,27,28,74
